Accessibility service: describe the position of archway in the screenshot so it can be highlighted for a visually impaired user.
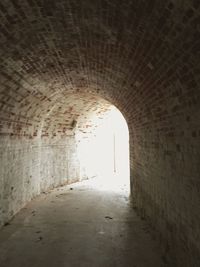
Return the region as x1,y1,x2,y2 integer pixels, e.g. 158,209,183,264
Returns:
76,105,130,193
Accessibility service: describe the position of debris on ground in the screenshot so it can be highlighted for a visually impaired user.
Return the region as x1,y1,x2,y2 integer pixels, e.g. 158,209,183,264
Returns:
4,222,10,226
36,236,43,242
105,216,113,220
32,210,36,216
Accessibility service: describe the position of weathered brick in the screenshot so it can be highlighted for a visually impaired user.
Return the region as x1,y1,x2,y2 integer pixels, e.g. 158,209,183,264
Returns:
0,0,200,265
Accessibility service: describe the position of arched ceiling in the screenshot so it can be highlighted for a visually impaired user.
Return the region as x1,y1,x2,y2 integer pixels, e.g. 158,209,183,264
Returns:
40,92,113,137
0,0,199,137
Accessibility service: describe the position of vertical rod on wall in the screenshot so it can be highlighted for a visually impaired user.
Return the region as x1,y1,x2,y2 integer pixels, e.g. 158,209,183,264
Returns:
113,133,116,173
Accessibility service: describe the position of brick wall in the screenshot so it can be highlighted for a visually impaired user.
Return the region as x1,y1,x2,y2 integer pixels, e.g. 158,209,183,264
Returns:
0,0,200,265
0,135,80,227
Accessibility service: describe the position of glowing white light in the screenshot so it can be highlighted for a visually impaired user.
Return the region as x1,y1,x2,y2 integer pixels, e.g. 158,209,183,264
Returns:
76,106,130,193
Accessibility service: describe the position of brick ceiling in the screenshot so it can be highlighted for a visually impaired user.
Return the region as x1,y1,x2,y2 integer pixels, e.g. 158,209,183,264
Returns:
0,0,199,137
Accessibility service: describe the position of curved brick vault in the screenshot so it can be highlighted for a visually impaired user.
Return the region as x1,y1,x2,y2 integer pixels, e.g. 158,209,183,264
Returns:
0,0,200,265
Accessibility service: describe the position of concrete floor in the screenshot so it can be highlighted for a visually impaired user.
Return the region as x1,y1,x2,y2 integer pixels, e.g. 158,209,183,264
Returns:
0,179,165,267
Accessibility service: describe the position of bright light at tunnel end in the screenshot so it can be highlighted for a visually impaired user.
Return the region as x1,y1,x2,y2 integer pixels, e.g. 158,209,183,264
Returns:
76,105,130,194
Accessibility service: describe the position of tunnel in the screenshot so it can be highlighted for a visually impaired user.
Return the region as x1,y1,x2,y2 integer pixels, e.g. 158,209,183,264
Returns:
0,0,200,266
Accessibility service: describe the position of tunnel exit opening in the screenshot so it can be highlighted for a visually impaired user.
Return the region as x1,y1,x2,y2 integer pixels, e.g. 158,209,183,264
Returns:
76,106,130,194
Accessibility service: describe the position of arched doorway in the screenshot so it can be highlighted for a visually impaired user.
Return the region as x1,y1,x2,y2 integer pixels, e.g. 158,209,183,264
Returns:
76,105,130,193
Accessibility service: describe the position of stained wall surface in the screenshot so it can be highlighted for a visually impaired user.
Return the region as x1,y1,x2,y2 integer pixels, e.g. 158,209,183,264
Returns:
0,135,81,226
0,0,200,265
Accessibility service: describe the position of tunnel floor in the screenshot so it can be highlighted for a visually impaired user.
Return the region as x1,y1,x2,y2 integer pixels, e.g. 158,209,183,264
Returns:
0,179,165,267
